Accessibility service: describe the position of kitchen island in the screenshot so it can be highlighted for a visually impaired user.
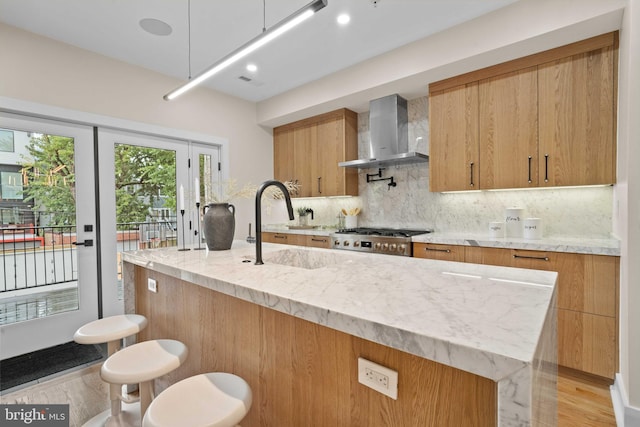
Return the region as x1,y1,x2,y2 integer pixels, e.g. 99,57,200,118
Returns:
122,241,557,426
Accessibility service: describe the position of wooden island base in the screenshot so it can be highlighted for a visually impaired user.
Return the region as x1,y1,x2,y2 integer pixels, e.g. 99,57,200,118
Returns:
133,266,496,426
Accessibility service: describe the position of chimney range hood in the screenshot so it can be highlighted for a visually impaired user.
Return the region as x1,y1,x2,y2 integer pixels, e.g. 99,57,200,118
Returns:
339,94,428,169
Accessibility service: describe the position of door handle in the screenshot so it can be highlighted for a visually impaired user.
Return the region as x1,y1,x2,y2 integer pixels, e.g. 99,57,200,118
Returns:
73,239,94,247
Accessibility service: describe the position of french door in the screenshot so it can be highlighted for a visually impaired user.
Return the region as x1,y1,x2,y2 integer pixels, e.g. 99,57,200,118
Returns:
0,113,98,359
98,130,220,317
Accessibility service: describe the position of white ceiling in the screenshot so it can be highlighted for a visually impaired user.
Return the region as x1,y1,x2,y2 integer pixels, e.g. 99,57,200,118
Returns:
0,0,518,103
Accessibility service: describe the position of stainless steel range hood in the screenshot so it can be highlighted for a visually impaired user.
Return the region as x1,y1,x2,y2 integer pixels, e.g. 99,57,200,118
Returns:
339,94,428,169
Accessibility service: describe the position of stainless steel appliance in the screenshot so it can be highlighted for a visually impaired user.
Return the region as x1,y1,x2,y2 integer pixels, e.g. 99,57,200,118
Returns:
330,227,432,257
338,94,428,169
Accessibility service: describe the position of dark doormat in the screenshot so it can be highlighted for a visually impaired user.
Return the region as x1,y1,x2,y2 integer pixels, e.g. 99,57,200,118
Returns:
0,341,106,391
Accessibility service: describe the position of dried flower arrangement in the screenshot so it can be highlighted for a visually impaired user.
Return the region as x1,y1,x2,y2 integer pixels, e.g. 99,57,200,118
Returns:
206,179,300,204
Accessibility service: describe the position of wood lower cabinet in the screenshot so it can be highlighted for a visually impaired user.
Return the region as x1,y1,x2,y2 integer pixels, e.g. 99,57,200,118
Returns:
261,232,331,249
261,232,307,246
413,243,465,262
558,309,616,379
306,235,331,248
422,244,619,379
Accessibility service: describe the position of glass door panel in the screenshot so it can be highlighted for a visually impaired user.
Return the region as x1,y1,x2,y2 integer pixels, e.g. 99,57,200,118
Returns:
0,113,97,360
192,144,221,248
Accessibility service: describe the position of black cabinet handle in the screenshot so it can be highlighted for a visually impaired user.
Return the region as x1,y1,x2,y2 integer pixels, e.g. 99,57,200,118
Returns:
274,235,286,240
528,156,532,183
317,177,322,194
311,238,327,243
544,154,549,182
425,247,451,253
513,254,549,261
469,162,474,187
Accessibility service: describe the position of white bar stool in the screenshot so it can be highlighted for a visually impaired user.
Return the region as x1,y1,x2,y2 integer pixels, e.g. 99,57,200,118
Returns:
142,372,252,427
74,314,148,426
74,314,148,357
101,339,188,427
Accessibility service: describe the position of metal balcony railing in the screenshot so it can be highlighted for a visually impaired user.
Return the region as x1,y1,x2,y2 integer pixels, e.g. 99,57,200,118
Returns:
1,210,177,294
0,208,177,325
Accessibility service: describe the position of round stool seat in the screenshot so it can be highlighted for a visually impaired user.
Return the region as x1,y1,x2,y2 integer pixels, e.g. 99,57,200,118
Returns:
101,339,188,385
143,373,252,427
74,314,148,345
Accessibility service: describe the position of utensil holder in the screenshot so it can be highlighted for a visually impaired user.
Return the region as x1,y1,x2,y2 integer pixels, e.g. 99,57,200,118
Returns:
345,215,357,229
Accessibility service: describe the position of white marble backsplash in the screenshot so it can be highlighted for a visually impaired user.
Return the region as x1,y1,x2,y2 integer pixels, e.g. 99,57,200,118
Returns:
272,96,614,239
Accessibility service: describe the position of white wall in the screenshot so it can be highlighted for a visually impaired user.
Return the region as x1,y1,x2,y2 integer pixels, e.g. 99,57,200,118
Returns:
617,0,640,416
0,23,273,237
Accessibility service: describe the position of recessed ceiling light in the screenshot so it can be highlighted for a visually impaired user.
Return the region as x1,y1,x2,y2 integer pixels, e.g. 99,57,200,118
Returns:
139,18,173,36
337,14,351,25
246,64,258,72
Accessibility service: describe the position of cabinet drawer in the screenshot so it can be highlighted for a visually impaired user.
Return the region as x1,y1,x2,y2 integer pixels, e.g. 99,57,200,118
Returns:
413,243,465,262
306,235,331,249
261,232,306,246
464,247,513,266
558,309,616,379
511,250,617,316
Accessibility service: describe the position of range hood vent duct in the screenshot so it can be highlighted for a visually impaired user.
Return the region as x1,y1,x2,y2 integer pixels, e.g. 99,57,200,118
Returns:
339,94,428,169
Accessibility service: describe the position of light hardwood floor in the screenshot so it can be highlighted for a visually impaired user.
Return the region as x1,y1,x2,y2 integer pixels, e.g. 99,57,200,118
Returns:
1,364,616,426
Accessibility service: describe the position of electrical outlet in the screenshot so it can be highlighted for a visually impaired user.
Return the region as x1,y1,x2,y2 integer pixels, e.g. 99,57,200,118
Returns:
147,278,157,293
358,357,398,399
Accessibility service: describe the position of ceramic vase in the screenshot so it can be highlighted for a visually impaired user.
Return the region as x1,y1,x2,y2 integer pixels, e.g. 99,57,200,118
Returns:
202,203,235,250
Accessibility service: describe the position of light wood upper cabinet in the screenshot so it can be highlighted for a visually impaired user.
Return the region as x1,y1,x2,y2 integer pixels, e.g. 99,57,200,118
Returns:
429,83,479,192
273,109,358,198
538,45,616,186
273,127,295,185
293,126,316,197
479,67,538,189
429,32,617,192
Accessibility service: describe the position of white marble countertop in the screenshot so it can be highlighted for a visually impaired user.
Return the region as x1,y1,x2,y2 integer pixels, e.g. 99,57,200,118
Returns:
123,241,557,425
262,225,620,256
412,232,620,256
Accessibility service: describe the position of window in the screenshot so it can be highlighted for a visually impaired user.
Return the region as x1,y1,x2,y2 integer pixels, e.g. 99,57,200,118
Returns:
1,171,23,200
0,129,14,152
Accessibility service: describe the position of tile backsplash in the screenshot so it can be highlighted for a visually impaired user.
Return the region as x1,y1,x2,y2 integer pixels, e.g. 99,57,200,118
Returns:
277,96,614,239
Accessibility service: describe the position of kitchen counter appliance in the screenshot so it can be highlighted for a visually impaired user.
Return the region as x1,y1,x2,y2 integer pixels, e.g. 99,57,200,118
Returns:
331,227,432,256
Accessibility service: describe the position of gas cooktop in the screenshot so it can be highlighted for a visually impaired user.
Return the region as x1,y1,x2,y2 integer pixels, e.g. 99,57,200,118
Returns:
334,227,432,238
331,227,433,256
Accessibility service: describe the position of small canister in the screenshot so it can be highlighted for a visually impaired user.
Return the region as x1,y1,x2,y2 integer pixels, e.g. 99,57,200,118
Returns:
489,221,505,238
345,215,358,230
523,218,543,240
505,207,524,238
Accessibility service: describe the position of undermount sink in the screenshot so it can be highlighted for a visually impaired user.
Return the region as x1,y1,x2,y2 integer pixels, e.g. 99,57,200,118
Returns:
259,248,350,270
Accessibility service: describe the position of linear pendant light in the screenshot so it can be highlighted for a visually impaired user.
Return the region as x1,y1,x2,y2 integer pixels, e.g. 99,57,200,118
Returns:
164,0,328,101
